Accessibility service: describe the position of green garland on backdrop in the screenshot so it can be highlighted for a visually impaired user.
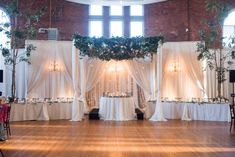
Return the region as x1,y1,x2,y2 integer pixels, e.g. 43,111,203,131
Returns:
73,33,164,61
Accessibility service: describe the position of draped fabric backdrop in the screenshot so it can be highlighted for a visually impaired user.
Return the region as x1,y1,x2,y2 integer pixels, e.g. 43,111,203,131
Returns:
71,57,108,121
25,40,73,99
150,44,167,121
1,40,233,121
161,42,205,101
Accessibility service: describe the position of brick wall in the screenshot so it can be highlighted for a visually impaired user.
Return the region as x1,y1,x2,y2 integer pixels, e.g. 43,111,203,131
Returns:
1,0,235,41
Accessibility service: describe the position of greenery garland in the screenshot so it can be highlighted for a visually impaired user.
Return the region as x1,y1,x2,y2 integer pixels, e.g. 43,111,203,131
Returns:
73,33,164,61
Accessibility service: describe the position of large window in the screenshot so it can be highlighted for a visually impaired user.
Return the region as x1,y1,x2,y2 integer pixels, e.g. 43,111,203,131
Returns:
110,21,123,37
89,5,103,37
89,21,103,37
89,5,144,37
223,11,235,45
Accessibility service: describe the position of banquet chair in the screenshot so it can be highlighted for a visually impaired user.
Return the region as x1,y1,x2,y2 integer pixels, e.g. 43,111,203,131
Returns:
4,105,11,137
229,104,235,132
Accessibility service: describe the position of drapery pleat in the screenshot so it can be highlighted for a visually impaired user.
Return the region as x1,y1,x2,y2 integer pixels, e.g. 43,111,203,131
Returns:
25,40,73,99
125,58,152,101
150,44,167,121
71,46,83,121
71,53,108,121
79,57,107,112
161,42,205,100
2,40,232,122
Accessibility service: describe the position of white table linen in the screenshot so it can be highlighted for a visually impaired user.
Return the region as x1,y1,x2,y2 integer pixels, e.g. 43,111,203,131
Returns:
99,97,136,121
146,101,230,122
10,102,72,121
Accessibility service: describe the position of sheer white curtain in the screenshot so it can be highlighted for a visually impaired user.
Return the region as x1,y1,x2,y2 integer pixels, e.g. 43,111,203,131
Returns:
55,41,73,97
80,57,108,111
125,58,152,101
25,40,52,98
179,42,205,95
150,44,167,121
125,54,166,121
161,42,205,101
71,46,82,121
25,40,73,99
71,53,107,121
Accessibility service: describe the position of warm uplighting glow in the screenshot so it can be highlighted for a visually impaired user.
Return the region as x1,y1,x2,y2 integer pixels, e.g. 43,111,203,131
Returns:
48,60,60,72
168,62,181,72
107,61,124,72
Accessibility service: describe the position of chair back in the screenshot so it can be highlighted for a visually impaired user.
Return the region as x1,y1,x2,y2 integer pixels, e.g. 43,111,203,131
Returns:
0,104,8,123
0,106,5,122
5,105,11,122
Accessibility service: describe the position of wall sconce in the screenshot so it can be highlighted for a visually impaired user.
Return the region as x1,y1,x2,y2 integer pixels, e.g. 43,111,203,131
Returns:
168,62,181,72
48,60,60,72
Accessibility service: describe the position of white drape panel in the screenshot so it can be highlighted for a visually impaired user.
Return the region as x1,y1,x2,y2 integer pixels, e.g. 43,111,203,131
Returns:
71,50,108,121
71,46,83,121
79,57,108,111
55,41,73,97
178,42,205,94
125,58,152,101
161,42,204,100
25,40,73,99
150,44,167,121
26,40,51,98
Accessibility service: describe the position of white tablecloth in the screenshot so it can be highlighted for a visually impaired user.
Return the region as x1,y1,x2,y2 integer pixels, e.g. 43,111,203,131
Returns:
146,102,230,122
99,97,136,121
10,102,72,121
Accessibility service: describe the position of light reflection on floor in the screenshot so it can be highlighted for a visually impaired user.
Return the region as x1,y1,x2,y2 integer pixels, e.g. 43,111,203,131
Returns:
1,120,235,157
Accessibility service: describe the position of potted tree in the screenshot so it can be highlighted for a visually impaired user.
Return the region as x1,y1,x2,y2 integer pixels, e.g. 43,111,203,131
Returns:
197,0,235,101
0,0,46,100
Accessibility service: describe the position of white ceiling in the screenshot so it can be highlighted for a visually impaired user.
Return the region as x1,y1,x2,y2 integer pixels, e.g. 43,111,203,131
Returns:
66,0,167,6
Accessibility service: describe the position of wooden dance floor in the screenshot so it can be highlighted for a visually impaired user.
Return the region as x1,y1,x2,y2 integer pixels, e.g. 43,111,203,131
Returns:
1,119,235,157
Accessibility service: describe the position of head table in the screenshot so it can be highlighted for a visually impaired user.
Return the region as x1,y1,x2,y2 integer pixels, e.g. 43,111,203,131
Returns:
10,102,72,121
99,96,137,121
146,101,230,122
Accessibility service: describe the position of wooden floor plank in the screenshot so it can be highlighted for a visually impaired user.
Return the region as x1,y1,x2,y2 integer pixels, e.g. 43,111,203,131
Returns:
1,119,235,157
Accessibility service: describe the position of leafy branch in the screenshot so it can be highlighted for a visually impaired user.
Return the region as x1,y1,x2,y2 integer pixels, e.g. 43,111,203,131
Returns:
196,0,235,98
0,0,46,98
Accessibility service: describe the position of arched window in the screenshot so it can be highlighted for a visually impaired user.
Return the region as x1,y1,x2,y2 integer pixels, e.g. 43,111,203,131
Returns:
0,8,10,69
89,5,144,38
223,11,235,44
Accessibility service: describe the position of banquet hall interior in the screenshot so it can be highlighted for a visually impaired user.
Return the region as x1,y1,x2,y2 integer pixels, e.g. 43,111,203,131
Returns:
0,0,235,157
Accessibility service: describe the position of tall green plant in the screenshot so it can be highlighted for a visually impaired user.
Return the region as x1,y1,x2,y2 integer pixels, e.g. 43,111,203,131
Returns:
0,0,46,99
197,0,235,99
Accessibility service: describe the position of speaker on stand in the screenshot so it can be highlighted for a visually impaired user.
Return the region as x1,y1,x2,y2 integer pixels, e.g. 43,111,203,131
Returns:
230,70,235,105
